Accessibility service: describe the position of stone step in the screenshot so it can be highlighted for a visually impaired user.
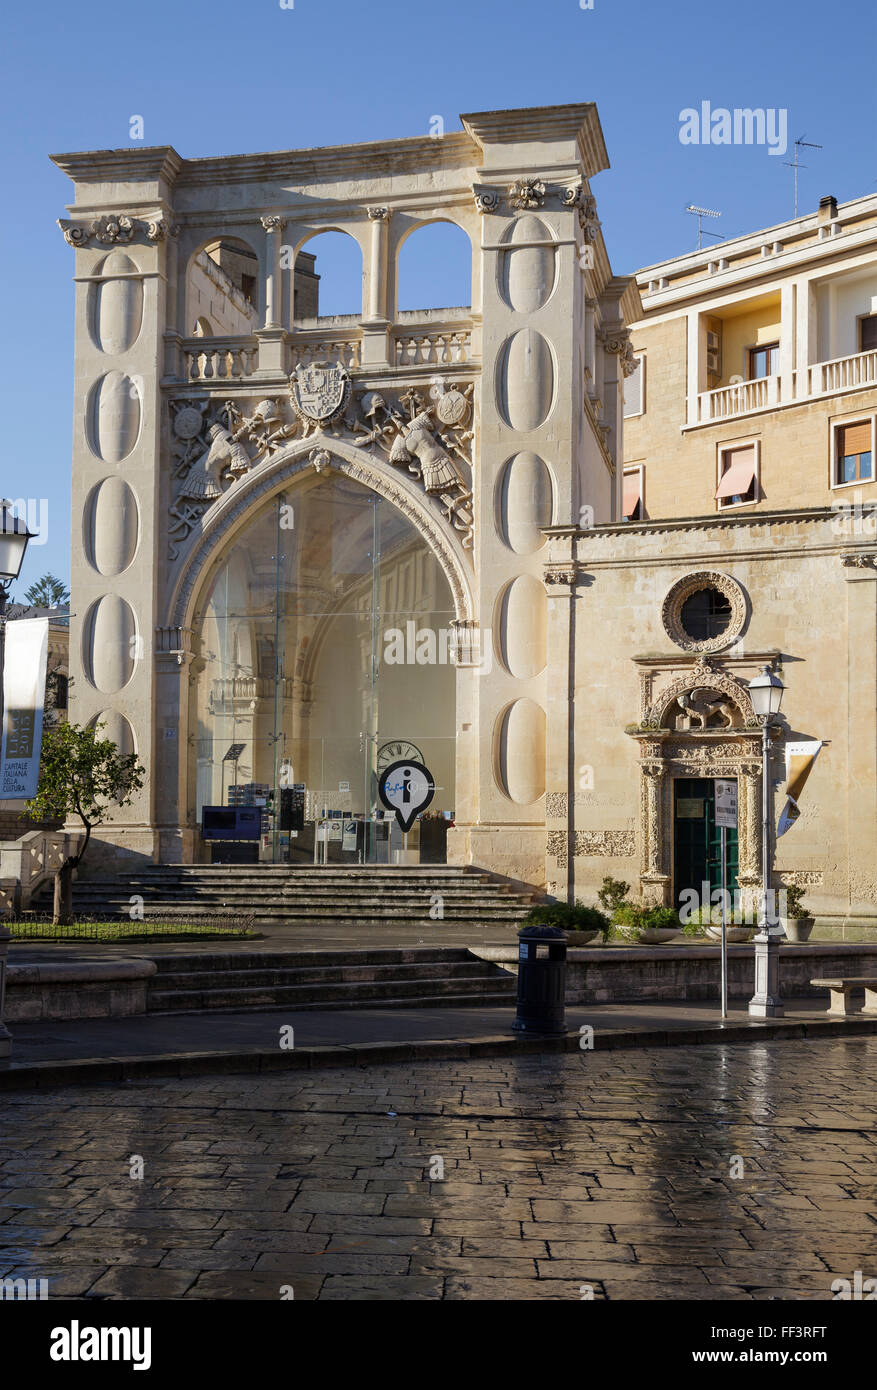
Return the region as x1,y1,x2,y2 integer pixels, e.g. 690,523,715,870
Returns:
147,989,515,1016
150,947,478,972
151,960,504,991
68,895,529,914
147,974,516,1013
71,886,525,902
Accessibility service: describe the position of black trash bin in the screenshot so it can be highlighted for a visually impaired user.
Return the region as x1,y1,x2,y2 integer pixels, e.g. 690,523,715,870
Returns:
512,925,567,1034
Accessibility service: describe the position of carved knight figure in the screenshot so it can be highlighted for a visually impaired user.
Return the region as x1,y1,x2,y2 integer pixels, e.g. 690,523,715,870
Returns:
178,423,250,502
389,410,463,494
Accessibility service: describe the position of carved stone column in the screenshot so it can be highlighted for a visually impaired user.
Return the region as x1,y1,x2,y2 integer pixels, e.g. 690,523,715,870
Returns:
362,207,392,368
737,757,763,918
261,215,285,329
544,564,577,901
640,758,670,904
163,223,182,381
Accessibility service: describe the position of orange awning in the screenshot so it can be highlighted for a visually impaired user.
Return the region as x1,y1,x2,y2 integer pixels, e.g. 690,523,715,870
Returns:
622,474,641,518
716,451,756,499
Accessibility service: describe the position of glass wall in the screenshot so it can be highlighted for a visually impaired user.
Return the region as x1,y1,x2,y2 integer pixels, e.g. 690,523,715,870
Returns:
189,473,457,863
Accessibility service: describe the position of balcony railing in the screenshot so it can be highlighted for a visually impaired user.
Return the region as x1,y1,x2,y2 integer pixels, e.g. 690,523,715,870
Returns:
698,375,777,422
183,336,259,382
806,347,877,397
692,348,877,426
394,327,473,367
290,328,361,371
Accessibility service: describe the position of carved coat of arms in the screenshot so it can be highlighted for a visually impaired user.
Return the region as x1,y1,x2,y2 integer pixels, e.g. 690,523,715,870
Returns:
289,361,351,425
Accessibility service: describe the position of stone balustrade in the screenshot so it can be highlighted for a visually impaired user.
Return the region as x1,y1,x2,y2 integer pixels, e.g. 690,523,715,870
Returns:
0,830,85,915
394,327,473,367
183,337,260,382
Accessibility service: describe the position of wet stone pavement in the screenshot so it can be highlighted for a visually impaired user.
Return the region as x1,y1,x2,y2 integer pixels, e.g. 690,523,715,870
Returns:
1,1035,876,1301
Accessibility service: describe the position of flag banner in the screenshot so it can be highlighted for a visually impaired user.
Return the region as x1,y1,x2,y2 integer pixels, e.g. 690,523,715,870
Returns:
776,739,823,837
0,617,49,800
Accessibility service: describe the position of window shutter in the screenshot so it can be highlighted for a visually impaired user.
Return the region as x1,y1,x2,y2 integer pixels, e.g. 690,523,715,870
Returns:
840,422,872,456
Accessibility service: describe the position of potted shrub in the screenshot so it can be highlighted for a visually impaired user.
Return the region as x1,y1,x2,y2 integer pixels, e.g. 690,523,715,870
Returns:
683,904,754,943
782,884,815,942
520,900,610,946
611,902,681,944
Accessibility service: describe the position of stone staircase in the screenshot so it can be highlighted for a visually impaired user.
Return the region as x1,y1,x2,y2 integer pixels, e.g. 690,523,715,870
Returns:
42,864,536,931
145,946,517,1014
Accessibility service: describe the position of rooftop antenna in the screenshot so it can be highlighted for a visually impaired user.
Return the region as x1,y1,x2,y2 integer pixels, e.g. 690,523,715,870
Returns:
684,204,723,251
784,135,822,218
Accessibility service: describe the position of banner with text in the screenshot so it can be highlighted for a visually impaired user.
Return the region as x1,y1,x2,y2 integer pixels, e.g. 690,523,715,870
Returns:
1,617,49,800
776,739,823,838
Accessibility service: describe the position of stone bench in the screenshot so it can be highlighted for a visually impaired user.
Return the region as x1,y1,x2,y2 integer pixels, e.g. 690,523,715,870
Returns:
6,957,157,1022
810,976,877,1018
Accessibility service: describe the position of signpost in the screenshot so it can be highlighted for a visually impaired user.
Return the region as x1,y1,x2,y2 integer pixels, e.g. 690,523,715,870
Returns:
714,778,738,1019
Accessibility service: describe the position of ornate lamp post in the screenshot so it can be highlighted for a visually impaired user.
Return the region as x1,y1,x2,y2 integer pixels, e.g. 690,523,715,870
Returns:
747,663,786,1019
0,499,36,1059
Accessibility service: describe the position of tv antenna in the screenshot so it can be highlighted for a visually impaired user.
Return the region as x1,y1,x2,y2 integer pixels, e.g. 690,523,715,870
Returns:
784,135,822,218
685,204,723,251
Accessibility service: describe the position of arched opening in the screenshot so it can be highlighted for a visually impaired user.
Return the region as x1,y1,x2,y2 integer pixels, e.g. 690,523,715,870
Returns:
186,237,260,338
396,220,472,314
292,230,364,323
189,473,457,864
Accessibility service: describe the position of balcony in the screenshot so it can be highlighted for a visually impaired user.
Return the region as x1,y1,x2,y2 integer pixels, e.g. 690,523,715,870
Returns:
178,310,477,385
692,348,877,427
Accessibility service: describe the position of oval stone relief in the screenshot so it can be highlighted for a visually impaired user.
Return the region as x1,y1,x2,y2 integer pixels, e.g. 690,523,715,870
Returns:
495,698,546,805
86,371,142,464
499,214,556,313
496,329,554,432
496,575,547,680
83,594,137,694
88,251,143,355
89,709,136,758
496,452,553,554
85,477,139,576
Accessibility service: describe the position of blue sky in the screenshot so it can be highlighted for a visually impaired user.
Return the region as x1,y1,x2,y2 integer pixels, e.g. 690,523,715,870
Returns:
2,0,873,595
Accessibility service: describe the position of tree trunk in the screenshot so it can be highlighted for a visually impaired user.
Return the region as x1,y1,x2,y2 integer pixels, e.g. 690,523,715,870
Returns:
53,860,75,927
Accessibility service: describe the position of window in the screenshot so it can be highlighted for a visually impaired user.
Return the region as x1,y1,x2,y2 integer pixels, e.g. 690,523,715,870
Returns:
679,588,733,642
622,467,644,521
623,354,645,418
747,343,779,379
860,315,877,354
716,443,758,508
835,420,874,485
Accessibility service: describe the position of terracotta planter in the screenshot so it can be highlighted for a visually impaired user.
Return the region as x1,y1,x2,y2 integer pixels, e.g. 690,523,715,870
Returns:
706,925,755,943
783,916,814,942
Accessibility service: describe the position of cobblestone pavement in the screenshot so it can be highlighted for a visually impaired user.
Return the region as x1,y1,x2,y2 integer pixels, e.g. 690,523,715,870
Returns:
1,1036,876,1301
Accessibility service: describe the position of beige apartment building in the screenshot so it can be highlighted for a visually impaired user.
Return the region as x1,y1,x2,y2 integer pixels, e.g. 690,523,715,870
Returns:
570,192,877,934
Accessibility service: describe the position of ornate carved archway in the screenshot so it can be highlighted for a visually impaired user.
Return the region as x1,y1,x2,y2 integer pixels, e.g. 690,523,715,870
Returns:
163,434,475,641
629,658,767,908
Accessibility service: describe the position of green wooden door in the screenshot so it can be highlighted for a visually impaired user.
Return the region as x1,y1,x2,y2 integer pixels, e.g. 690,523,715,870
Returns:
673,777,739,909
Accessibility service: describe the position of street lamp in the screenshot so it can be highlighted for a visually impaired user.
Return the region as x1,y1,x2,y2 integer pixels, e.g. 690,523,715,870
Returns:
0,500,35,602
0,499,36,1060
747,663,786,1018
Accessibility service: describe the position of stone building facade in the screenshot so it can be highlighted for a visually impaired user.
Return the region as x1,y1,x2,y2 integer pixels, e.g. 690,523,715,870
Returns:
53,105,877,937
53,104,639,890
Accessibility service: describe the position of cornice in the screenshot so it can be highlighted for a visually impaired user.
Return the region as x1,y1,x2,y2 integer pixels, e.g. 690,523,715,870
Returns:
578,505,834,538
51,145,183,185
461,103,609,179
175,133,478,188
